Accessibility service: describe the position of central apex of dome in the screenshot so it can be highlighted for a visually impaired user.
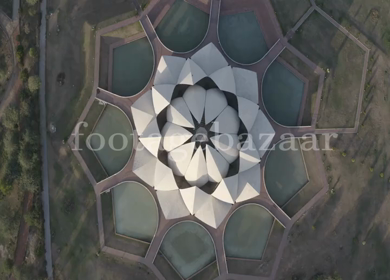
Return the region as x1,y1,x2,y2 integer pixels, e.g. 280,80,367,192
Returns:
164,84,241,188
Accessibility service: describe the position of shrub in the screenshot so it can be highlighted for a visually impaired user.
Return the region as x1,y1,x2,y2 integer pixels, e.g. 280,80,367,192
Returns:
2,107,19,130
19,172,40,192
29,47,38,58
2,131,19,156
16,45,24,64
341,151,347,157
380,172,384,178
28,75,41,92
20,68,29,82
2,258,13,274
28,6,37,16
26,0,38,5
370,167,374,172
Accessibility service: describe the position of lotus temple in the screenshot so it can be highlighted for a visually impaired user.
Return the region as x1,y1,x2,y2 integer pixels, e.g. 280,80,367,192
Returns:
68,0,369,279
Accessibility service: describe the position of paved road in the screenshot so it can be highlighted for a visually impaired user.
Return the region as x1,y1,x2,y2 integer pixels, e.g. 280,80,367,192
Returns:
38,0,53,278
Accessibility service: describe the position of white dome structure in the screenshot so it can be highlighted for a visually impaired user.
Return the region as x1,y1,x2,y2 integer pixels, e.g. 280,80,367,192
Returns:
131,43,275,228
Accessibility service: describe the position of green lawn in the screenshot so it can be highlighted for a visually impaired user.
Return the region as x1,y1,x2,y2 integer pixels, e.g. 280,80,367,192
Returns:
291,11,366,128
270,0,311,34
78,100,107,182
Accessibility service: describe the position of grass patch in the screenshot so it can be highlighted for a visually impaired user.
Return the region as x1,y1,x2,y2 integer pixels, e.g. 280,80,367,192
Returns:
0,26,13,97
102,22,143,39
291,11,366,128
315,0,390,52
270,0,311,34
96,10,138,30
77,99,107,182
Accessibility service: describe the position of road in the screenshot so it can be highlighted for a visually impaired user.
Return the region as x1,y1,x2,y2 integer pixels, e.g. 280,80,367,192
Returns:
38,0,53,278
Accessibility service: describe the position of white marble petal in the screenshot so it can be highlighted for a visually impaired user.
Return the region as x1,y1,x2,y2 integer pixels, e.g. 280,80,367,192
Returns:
180,187,209,215
168,142,196,176
210,134,240,164
154,56,186,85
237,96,259,131
204,88,228,124
209,66,236,94
194,196,231,228
157,189,190,219
236,164,261,202
183,85,206,123
250,110,275,158
131,90,155,135
161,122,193,152
152,84,176,114
212,174,238,204
206,145,229,183
185,146,208,187
233,67,258,104
178,59,207,85
139,118,161,157
167,97,195,128
210,106,240,134
239,135,261,172
191,43,228,75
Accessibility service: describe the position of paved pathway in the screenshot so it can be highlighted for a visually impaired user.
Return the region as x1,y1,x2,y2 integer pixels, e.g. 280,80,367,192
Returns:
38,0,53,277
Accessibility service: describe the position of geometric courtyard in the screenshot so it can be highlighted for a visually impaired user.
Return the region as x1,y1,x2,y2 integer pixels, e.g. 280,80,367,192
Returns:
68,0,369,279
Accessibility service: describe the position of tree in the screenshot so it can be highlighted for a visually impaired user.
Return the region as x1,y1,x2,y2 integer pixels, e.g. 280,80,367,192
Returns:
28,75,41,92
20,68,29,82
19,172,40,192
2,131,19,156
28,7,37,16
29,47,38,58
2,107,19,130
16,45,24,64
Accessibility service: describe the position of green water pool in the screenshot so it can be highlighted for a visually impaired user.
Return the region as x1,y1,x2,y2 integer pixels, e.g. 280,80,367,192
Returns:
89,105,133,175
219,11,268,64
112,37,154,96
155,0,209,52
112,182,158,242
262,61,305,126
224,204,274,259
265,139,309,206
160,221,215,278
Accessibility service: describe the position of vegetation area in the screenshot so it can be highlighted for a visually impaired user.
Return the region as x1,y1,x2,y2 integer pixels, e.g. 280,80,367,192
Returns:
78,100,107,182
0,0,46,278
44,0,155,278
272,1,390,279
0,26,13,97
290,11,365,128
270,0,311,34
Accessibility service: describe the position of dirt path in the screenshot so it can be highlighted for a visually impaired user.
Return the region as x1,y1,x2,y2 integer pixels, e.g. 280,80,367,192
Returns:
13,192,34,266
